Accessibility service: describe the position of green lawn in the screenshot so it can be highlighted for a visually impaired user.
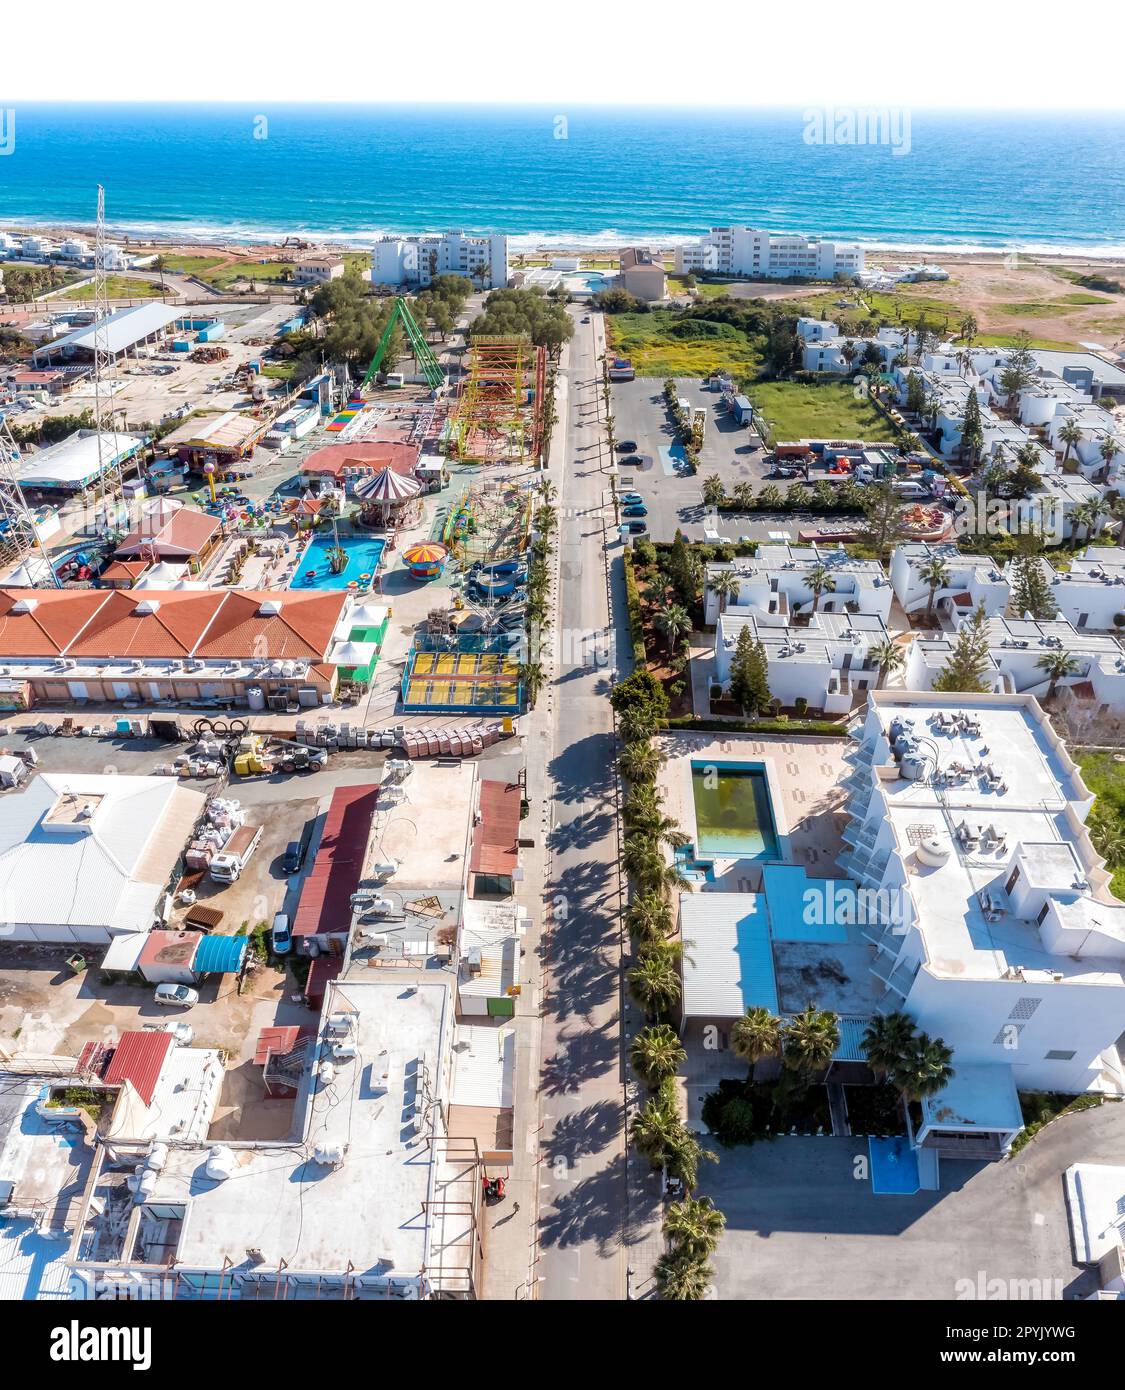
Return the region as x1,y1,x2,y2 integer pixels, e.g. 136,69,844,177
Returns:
156,254,295,289
607,309,761,378
667,276,738,301
1074,750,1125,899
748,380,890,445
155,253,225,276
63,276,163,300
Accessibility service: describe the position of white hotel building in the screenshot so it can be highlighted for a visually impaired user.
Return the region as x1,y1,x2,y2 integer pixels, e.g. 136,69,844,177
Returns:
840,693,1125,1154
675,226,865,281
373,231,509,290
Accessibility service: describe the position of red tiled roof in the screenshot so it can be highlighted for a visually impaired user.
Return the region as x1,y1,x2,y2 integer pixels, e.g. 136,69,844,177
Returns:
470,779,521,881
100,560,150,583
104,1029,174,1106
67,589,229,659
0,589,110,657
195,589,346,661
293,784,379,937
951,592,973,608
302,441,420,479
114,504,220,560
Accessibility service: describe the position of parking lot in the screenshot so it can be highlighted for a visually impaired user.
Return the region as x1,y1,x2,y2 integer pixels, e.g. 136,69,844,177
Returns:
678,1100,1125,1300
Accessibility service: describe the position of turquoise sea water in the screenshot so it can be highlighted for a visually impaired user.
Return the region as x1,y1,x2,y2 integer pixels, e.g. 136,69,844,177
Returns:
1,105,1123,254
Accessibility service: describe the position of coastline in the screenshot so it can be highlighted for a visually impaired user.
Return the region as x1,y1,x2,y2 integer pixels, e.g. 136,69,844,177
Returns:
4,217,1125,266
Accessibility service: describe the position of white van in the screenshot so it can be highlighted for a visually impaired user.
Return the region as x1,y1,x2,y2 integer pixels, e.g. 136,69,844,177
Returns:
893,480,930,500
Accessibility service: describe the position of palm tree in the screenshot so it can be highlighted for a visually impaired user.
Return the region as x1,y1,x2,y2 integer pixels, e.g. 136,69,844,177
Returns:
701,475,726,508
626,804,690,849
890,1032,955,1102
1100,436,1120,484
622,783,665,829
538,478,557,503
654,1251,714,1301
1036,648,1080,698
730,1006,783,1072
918,556,951,623
630,1025,686,1086
630,1094,681,1166
710,569,740,614
782,1006,840,1077
959,313,978,345
618,740,663,784
805,561,836,615
629,948,682,1019
664,1196,725,1259
1058,418,1083,467
861,1011,917,1079
517,662,545,708
732,482,755,511
1089,810,1125,868
870,637,905,689
625,891,674,943
618,705,661,746
623,833,665,881
654,603,692,653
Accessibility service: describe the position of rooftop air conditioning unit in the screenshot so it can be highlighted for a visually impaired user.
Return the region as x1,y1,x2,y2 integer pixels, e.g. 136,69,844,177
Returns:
135,598,160,615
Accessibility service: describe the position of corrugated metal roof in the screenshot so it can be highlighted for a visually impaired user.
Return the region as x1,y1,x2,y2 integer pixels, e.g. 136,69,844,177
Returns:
0,1220,72,1301
680,892,778,1019
293,785,378,937
35,302,181,358
192,934,247,975
104,1029,174,1106
470,780,521,880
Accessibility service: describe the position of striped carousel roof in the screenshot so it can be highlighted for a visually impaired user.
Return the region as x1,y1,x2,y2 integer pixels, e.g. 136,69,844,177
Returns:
353,465,422,503
402,541,448,565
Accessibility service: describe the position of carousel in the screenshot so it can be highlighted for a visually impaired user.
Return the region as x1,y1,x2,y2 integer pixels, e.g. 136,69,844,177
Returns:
353,466,423,528
401,540,449,580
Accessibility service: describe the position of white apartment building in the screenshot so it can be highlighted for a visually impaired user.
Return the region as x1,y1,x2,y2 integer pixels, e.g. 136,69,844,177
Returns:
1016,548,1125,632
840,692,1125,1136
703,544,893,627
804,325,918,374
675,226,864,281
373,231,509,290
904,614,1125,714
714,608,889,713
889,542,1010,619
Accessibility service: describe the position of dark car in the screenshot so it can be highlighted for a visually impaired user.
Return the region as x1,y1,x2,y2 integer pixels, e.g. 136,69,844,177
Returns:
623,504,648,518
625,520,648,534
282,840,304,874
616,440,638,453
620,454,643,467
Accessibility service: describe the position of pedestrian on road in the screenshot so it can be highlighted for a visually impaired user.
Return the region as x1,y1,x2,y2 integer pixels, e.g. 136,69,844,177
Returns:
512,1202,520,1214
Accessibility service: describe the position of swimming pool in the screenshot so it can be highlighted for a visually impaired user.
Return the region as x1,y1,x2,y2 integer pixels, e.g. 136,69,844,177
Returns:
690,759,780,859
290,534,387,590
562,271,610,295
868,1136,920,1195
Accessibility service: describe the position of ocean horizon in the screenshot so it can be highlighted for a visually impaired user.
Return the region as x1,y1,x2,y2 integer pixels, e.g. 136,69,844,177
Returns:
1,103,1124,257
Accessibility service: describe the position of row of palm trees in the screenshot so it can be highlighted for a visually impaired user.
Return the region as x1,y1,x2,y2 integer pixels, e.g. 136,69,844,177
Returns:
729,1005,957,1109
616,696,728,1299
516,479,557,707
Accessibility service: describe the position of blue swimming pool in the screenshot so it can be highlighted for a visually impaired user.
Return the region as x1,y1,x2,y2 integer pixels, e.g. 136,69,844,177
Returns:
690,759,780,859
868,1136,920,1195
290,534,387,590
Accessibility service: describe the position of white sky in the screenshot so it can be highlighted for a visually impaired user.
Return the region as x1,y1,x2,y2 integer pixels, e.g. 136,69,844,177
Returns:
5,0,1124,108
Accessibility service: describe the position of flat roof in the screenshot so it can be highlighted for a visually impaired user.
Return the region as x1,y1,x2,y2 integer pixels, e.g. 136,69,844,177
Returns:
122,978,456,1283
921,1062,1022,1133
868,698,1123,986
17,429,144,488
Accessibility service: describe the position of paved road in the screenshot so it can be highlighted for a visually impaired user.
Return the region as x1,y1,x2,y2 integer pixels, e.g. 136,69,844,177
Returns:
535,310,629,1300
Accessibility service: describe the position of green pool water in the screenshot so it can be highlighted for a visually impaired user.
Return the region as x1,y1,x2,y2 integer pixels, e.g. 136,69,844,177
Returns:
690,760,779,858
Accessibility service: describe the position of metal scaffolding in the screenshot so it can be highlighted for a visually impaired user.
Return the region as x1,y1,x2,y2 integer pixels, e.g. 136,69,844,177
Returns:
0,411,63,583
448,336,546,466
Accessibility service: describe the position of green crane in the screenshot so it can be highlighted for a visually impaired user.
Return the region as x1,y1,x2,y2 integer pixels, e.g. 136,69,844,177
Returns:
361,297,444,392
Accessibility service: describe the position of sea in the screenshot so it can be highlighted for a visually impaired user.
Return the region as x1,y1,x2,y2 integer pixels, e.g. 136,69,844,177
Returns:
1,104,1123,256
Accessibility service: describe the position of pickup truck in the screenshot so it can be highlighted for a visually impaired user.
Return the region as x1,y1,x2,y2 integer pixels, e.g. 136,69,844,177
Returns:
210,823,264,883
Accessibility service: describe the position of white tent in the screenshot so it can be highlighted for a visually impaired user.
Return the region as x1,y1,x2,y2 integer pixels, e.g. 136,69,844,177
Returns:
133,560,189,589
332,640,379,667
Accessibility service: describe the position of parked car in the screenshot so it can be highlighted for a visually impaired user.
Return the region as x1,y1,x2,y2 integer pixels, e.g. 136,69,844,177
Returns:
282,840,305,874
271,913,292,956
620,454,643,467
153,983,199,1008
620,493,643,505
617,440,638,453
625,520,648,534
623,504,648,518
144,1020,194,1045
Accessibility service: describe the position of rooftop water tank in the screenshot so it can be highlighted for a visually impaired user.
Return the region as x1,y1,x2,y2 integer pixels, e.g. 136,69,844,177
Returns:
205,1145,236,1181
900,751,929,781
915,833,952,866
